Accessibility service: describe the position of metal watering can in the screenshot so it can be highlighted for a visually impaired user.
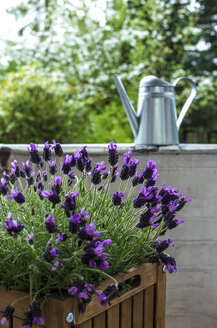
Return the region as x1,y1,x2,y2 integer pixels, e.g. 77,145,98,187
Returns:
114,75,197,145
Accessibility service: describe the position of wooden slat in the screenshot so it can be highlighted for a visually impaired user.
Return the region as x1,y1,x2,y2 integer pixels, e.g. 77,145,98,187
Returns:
92,312,106,328
107,304,119,328
79,319,92,328
120,297,132,328
132,291,143,328
0,287,30,320
43,296,73,328
12,317,23,328
76,263,157,324
144,285,154,328
154,265,166,328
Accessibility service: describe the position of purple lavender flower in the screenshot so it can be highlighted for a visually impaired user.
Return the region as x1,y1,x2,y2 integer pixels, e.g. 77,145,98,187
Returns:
81,146,88,159
69,213,82,234
133,185,157,208
103,165,119,183
137,207,159,228
42,171,48,181
49,176,62,194
78,223,101,241
132,171,144,187
43,141,52,161
81,239,111,271
56,232,68,242
52,140,63,157
0,305,14,326
30,301,45,325
27,172,35,186
68,279,97,304
112,192,126,206
61,191,80,217
80,208,91,224
91,162,106,185
159,253,177,273
7,187,25,204
0,177,8,195
111,165,119,183
25,232,34,244
85,158,92,172
108,142,119,166
8,169,17,184
41,190,61,205
22,161,31,177
159,184,181,205
129,158,139,177
176,196,192,211
22,310,33,328
67,172,76,186
11,160,20,177
35,178,44,193
48,159,57,175
98,284,118,307
120,151,133,181
43,247,60,262
143,160,159,180
153,239,175,252
45,215,57,233
75,150,85,172
3,212,24,236
62,154,74,174
27,143,41,165
51,260,64,271
145,169,159,187
167,218,184,230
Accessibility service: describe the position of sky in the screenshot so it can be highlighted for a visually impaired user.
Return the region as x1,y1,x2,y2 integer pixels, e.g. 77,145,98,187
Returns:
0,0,25,43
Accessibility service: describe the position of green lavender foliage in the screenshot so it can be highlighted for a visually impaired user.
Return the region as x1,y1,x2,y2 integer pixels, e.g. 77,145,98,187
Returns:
0,143,183,300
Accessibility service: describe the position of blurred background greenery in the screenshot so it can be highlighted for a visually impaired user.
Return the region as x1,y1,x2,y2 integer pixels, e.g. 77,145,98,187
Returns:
0,0,216,144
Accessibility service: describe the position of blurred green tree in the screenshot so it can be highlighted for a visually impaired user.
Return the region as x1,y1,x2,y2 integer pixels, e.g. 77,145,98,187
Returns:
0,0,216,143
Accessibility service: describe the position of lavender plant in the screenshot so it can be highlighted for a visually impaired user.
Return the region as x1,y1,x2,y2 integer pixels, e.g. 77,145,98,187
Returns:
0,141,190,327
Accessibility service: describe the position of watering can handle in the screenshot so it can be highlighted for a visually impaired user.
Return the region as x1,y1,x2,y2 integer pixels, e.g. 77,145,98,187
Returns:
173,77,197,131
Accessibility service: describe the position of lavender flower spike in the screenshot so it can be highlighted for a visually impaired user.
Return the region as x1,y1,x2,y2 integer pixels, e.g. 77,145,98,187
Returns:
52,140,63,157
27,143,41,164
43,247,60,262
48,159,57,175
0,177,8,195
7,187,25,204
25,232,34,244
3,212,24,236
0,305,15,326
108,142,119,166
62,154,73,174
41,190,61,205
45,215,57,233
31,301,45,325
22,160,31,177
43,141,52,161
112,192,126,206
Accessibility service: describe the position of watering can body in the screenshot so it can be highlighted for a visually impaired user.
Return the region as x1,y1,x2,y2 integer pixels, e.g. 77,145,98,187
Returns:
114,75,197,146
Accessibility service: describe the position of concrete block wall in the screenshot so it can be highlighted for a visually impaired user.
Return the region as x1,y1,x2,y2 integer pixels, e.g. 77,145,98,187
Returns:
1,143,217,328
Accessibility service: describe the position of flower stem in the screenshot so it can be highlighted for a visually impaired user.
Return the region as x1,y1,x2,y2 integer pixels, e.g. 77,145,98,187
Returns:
86,267,118,285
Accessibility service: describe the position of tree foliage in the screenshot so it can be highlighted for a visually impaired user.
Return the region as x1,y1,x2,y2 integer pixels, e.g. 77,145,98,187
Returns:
0,0,216,143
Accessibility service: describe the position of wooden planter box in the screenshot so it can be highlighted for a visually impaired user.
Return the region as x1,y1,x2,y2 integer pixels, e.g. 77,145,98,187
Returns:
0,263,166,328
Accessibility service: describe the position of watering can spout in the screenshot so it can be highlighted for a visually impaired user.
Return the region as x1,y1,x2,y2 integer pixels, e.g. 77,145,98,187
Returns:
113,75,139,138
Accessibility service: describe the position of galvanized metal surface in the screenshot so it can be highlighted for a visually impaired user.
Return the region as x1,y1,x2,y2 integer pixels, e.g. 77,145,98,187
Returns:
114,75,196,146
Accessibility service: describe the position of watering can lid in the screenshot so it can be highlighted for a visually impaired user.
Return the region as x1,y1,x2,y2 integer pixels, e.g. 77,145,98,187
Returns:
139,75,172,87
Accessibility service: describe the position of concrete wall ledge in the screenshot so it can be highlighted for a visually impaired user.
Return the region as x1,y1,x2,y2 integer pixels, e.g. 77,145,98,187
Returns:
1,143,217,155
